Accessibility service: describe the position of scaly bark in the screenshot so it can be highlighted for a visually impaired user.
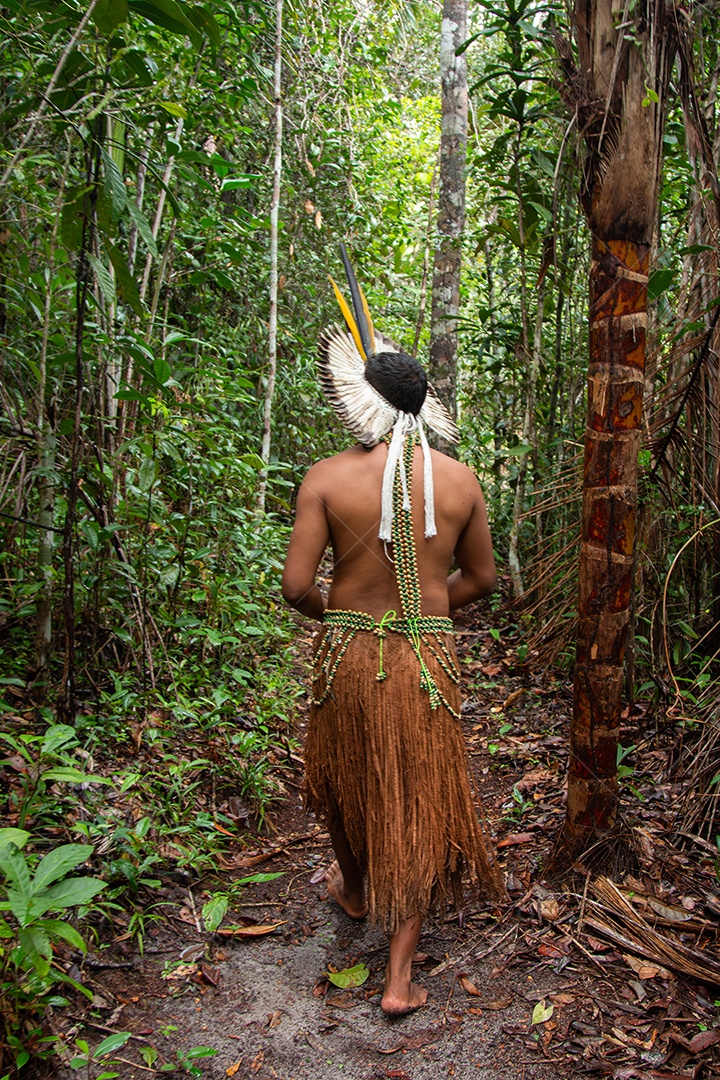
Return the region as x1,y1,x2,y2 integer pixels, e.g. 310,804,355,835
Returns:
559,0,673,858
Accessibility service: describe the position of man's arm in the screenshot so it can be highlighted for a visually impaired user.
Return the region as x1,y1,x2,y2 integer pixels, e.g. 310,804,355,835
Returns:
447,477,497,610
281,465,331,621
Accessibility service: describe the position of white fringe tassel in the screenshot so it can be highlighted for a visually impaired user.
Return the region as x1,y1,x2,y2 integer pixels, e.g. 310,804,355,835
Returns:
378,413,437,542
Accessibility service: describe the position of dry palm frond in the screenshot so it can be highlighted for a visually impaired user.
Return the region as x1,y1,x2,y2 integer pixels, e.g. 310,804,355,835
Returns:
585,875,720,984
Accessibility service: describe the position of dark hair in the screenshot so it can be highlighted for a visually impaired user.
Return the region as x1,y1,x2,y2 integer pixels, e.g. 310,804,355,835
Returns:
364,351,427,415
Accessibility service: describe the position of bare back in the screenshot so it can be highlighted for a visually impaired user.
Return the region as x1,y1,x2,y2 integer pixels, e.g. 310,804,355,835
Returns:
282,442,496,621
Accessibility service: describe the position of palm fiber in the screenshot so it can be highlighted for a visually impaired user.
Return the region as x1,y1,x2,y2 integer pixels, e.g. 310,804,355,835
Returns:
304,628,506,934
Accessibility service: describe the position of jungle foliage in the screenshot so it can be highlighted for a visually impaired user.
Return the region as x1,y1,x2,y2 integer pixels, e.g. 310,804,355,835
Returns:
1,0,719,1070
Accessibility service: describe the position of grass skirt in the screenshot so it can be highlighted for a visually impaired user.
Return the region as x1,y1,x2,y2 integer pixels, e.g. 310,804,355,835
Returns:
304,627,506,933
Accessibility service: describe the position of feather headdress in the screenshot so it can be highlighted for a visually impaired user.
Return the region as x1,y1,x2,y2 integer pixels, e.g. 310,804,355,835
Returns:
319,246,459,540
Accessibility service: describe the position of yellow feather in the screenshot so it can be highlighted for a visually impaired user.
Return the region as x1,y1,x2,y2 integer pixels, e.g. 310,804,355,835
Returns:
329,276,366,360
359,284,375,352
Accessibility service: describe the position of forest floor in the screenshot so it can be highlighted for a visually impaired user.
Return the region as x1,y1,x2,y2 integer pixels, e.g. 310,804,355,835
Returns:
29,598,720,1080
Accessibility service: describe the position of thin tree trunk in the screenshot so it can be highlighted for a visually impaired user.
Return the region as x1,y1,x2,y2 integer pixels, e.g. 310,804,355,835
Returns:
257,0,283,514
412,167,437,359
32,145,71,689
429,0,468,430
508,278,546,599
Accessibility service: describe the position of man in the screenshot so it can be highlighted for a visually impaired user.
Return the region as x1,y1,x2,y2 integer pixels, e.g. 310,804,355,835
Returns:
282,255,505,1017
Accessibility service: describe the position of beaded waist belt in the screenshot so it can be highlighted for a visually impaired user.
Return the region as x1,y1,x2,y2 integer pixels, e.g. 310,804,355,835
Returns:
313,608,459,717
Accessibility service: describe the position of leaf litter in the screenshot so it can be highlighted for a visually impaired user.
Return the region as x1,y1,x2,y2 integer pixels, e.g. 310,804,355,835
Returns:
39,597,720,1079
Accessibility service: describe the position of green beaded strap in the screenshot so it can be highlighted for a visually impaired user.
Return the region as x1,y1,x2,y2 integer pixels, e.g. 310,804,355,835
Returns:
313,608,459,718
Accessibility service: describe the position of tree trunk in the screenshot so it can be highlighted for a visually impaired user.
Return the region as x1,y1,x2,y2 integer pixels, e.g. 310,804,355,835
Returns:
429,0,468,428
257,0,283,514
559,0,673,858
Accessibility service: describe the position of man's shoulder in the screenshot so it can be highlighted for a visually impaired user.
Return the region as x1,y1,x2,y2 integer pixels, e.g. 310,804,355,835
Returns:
431,450,479,483
302,446,365,485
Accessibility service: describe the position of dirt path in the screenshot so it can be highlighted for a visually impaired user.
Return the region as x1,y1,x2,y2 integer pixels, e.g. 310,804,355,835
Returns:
39,603,720,1079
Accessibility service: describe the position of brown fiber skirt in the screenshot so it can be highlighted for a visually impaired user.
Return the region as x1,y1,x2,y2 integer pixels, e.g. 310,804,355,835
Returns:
304,627,506,933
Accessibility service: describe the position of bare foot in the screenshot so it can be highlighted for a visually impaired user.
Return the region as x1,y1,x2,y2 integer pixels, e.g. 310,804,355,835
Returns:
381,978,428,1017
324,861,367,920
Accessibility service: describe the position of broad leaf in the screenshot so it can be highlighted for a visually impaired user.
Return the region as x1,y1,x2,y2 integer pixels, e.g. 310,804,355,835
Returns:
92,0,129,35
42,875,107,910
201,895,228,932
42,767,111,785
326,964,369,989
95,1032,132,1057
106,243,143,315
88,254,116,307
34,918,87,953
33,844,94,891
0,828,31,851
17,925,52,976
125,200,158,257
101,148,127,220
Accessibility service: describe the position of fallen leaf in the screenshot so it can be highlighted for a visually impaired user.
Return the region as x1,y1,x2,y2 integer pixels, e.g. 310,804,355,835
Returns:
503,689,525,708
459,976,481,996
497,832,534,849
531,999,554,1024
549,993,575,1004
200,964,222,986
267,1010,282,1028
309,866,327,884
226,1062,242,1077
162,963,197,981
250,1049,264,1071
216,922,285,937
622,953,669,980
647,897,693,922
180,944,206,963
538,942,564,958
305,1032,323,1051
326,963,369,989
539,898,560,921
475,998,512,1010
304,200,314,213
687,1028,720,1053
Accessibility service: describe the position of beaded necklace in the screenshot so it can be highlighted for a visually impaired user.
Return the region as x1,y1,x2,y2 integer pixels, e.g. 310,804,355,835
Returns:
312,432,460,716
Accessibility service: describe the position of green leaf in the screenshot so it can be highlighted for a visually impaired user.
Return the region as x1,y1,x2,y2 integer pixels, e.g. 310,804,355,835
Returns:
220,176,257,191
41,724,78,754
237,872,284,885
154,357,171,385
532,999,554,1024
0,828,31,851
201,895,228,932
186,4,221,46
34,918,86,952
95,1032,132,1057
42,875,107,909
33,844,94,890
42,767,111,785
158,101,188,119
87,254,116,307
138,457,157,492
326,963,369,988
128,0,198,41
125,200,158,258
106,242,143,315
92,0,129,35
0,847,31,895
101,148,127,220
17,925,52,976
648,268,675,301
